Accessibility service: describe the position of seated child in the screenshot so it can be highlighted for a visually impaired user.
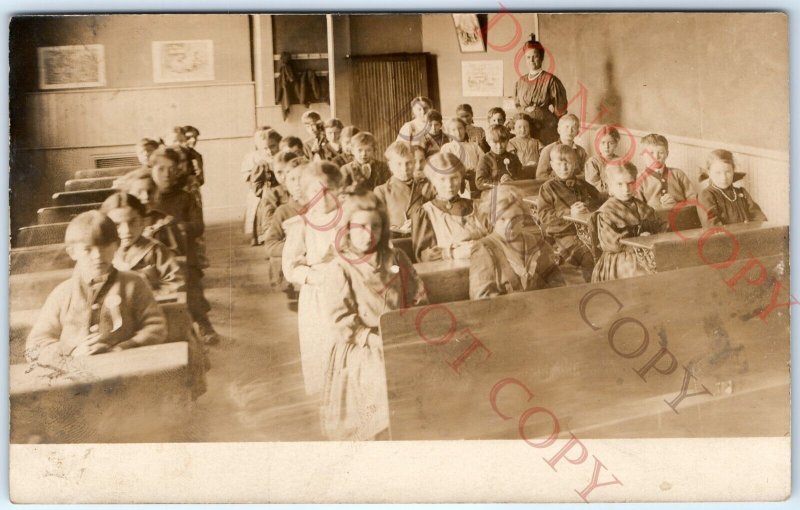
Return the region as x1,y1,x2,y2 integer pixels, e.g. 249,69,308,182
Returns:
340,132,390,193
411,145,435,202
25,211,167,364
323,118,344,159
332,126,359,167
411,152,487,261
422,110,448,155
373,141,432,237
593,165,665,282
475,125,526,191
280,136,305,156
440,118,484,198
135,138,161,168
508,112,543,169
241,127,282,244
487,107,507,129
302,111,335,161
698,149,767,226
150,147,219,345
396,95,433,146
585,125,637,195
257,150,297,242
118,171,184,254
320,190,427,440
536,114,588,180
537,144,602,282
457,103,489,152
263,159,307,259
282,161,345,395
100,192,185,296
634,133,696,211
470,186,565,299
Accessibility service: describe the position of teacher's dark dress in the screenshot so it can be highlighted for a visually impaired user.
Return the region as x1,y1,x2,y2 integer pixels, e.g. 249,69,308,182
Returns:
514,71,568,146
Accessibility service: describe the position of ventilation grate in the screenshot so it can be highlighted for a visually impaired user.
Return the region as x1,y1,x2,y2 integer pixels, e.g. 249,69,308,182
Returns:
93,154,140,169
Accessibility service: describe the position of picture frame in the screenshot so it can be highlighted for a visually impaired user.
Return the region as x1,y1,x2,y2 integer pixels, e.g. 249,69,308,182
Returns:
452,14,488,53
152,40,215,83
37,44,106,90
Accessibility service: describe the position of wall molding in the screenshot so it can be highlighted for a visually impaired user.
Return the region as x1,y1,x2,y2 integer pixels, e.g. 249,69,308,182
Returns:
24,81,256,97
14,135,253,152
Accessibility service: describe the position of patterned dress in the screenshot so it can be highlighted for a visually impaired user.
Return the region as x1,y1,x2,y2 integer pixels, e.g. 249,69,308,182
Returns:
514,71,568,146
592,197,665,282
508,136,543,168
321,247,426,440
698,185,767,226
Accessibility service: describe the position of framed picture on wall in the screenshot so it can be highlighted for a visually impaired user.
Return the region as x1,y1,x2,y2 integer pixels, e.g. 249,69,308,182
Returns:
37,44,107,90
452,14,488,53
152,40,215,83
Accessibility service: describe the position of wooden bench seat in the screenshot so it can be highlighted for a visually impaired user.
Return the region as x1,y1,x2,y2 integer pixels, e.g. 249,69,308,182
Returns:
52,188,116,206
64,176,119,191
380,254,789,440
17,223,68,247
74,166,139,179
414,259,471,304
11,244,73,274
38,203,102,224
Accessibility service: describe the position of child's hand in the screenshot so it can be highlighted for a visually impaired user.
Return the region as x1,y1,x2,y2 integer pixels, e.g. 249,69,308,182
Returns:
570,202,589,215
660,193,677,207
71,333,110,356
395,219,412,234
639,232,652,237
499,174,512,184
451,241,475,260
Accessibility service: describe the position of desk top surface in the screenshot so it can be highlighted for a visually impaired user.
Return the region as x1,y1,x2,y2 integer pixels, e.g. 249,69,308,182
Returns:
620,221,784,250
413,258,471,274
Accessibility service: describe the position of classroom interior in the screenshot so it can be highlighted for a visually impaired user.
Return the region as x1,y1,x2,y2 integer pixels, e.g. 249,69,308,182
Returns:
8,13,790,443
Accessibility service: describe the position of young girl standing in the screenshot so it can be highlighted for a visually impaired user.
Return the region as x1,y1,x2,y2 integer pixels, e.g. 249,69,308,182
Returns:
282,161,345,396
592,166,665,282
320,190,427,440
698,149,767,226
241,127,282,245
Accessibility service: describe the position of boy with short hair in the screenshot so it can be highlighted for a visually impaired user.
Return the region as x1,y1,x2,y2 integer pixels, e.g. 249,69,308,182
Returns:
537,144,601,282
422,110,448,155
150,147,219,345
280,136,305,156
332,126,359,167
25,211,167,365
374,141,432,237
475,125,526,191
340,132,391,193
536,114,588,180
634,133,696,210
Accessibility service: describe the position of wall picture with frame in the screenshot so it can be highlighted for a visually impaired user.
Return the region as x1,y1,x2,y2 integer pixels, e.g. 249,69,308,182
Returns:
452,14,488,53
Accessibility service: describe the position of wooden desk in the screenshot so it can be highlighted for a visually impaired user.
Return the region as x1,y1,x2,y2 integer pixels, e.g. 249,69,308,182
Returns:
74,166,139,179
620,222,788,273
380,254,789,440
38,203,102,224
414,259,471,304
16,223,69,247
65,176,118,191
10,342,192,443
52,188,116,206
11,244,72,274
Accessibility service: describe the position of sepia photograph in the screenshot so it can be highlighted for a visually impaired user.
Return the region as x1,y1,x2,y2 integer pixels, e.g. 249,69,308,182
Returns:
6,9,792,504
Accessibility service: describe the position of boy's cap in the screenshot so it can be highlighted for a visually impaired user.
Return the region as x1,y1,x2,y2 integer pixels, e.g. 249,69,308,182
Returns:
65,210,120,246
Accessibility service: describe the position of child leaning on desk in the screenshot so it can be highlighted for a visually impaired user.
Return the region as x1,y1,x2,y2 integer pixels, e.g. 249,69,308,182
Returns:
592,165,666,282
25,211,167,365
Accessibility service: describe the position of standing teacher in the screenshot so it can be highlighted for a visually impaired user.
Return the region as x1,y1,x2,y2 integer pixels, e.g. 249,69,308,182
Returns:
514,35,567,146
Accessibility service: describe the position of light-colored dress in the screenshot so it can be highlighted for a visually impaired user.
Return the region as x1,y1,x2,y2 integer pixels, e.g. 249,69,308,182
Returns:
440,141,484,171
397,119,429,146
411,198,487,261
321,247,427,440
282,206,342,395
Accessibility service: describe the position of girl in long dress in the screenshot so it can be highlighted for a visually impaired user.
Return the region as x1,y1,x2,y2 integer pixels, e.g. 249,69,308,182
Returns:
282,161,345,395
698,149,767,226
470,186,564,299
320,190,427,440
514,35,568,146
592,166,665,282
